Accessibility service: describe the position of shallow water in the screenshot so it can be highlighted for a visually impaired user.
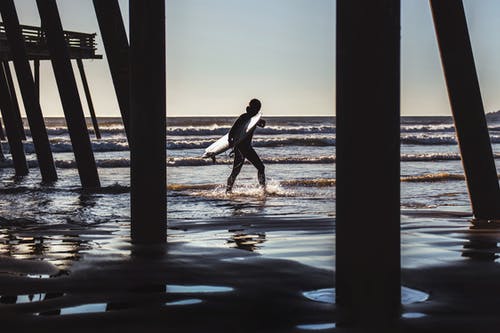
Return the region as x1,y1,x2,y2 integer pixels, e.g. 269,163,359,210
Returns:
0,117,498,283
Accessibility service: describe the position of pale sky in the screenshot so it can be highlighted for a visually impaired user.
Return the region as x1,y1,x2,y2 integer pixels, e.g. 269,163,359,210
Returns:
5,0,500,117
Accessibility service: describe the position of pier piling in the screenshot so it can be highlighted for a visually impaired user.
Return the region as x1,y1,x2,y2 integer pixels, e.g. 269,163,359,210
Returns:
129,0,166,244
92,0,131,143
36,0,99,188
430,0,500,220
34,59,39,101
0,0,57,182
0,118,5,141
3,62,26,141
76,59,101,139
336,0,401,327
0,62,28,176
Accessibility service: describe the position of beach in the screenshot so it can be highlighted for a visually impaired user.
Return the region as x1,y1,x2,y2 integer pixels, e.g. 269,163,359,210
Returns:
0,115,499,331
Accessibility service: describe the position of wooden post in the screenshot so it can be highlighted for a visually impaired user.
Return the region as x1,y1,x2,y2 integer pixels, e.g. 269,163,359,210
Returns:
0,62,28,176
336,0,401,327
430,0,500,220
0,118,5,141
130,0,166,244
0,0,57,182
3,62,26,141
34,59,40,101
92,0,131,143
0,139,4,161
76,59,101,139
36,0,99,188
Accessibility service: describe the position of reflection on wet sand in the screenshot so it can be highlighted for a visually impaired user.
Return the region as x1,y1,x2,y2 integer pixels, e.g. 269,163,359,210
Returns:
227,232,266,252
0,231,88,270
462,223,500,261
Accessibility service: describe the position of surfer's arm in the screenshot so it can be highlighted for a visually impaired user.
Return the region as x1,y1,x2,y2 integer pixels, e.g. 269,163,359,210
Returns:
229,116,245,144
257,119,266,128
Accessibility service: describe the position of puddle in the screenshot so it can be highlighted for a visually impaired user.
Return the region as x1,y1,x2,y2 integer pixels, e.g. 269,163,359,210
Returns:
166,285,234,293
303,288,334,304
166,299,203,306
402,312,427,319
401,286,429,304
221,257,247,262
303,286,429,305
0,292,66,304
0,293,46,304
297,323,336,330
60,303,107,315
37,303,108,316
26,274,51,279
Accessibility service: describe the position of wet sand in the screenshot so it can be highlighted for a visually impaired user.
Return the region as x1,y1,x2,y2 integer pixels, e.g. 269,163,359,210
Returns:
2,211,500,332
399,210,500,333
0,216,335,332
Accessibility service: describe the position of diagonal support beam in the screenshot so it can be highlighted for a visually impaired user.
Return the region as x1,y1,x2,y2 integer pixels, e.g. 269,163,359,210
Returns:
430,0,500,220
0,0,57,182
0,117,5,141
0,62,28,176
34,60,40,101
36,0,99,188
76,59,101,139
3,62,26,141
92,0,131,143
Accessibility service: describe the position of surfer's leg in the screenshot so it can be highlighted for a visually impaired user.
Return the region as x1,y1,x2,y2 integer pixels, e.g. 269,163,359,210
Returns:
244,146,265,187
227,149,244,193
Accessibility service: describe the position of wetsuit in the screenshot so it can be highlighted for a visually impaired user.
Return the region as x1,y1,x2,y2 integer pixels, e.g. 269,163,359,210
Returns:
227,113,266,192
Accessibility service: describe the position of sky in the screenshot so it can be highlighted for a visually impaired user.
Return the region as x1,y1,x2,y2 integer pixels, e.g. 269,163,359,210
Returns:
5,0,500,117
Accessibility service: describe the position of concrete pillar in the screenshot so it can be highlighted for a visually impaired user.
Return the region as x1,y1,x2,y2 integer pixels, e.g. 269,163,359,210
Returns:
0,0,57,182
76,59,101,139
336,0,401,327
36,0,99,188
430,0,500,220
130,0,166,244
92,0,131,143
0,62,28,176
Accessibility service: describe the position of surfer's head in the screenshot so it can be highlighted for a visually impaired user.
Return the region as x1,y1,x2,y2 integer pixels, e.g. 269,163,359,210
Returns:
246,99,261,115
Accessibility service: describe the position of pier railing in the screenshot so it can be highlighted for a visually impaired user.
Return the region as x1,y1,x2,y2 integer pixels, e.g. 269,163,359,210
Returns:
0,22,101,59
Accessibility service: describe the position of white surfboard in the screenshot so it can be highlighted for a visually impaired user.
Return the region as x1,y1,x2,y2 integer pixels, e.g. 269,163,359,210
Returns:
202,112,262,160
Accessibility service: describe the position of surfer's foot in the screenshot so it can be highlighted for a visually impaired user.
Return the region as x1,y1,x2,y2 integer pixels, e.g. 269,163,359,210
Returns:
258,171,266,188
226,176,236,194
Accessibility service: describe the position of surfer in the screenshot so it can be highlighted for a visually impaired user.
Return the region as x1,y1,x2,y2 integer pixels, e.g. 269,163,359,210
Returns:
226,99,266,193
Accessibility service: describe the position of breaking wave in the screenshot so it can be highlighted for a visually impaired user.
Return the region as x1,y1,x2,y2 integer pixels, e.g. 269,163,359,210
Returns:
401,173,466,182
167,156,336,167
167,125,335,136
167,137,335,149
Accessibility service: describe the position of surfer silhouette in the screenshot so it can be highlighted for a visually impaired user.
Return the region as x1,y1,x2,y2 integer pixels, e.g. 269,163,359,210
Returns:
226,99,266,193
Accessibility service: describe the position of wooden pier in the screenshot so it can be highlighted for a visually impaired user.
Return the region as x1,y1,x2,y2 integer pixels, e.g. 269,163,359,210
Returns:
0,0,103,184
0,22,101,61
0,0,165,243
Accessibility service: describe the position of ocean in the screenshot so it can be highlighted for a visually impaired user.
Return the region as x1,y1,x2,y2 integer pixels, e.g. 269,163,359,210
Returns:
0,114,498,269
167,113,500,219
